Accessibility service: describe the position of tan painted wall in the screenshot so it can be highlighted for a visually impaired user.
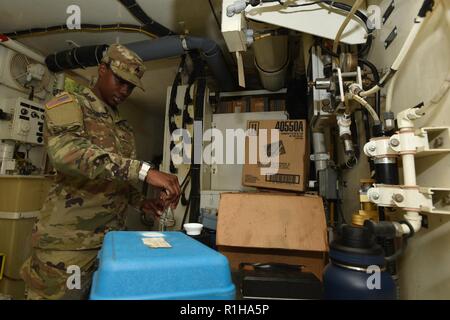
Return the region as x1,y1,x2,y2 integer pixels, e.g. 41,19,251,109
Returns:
342,0,450,299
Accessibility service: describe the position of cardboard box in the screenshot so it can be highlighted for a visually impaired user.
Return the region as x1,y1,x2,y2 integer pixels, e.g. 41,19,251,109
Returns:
269,99,285,111
216,193,328,280
216,101,233,113
250,97,267,112
232,99,248,113
242,119,309,192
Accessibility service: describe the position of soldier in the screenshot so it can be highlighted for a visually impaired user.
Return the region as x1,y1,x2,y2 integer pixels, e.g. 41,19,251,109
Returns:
20,44,181,300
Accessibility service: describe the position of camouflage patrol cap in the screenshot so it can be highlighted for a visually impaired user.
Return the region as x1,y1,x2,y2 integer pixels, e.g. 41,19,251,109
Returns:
101,44,146,91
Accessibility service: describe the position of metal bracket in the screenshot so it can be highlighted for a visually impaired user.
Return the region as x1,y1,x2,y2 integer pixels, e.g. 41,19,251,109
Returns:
364,127,450,158
368,185,450,215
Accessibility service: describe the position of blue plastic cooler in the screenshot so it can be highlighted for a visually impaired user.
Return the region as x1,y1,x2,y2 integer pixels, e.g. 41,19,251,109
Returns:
89,231,235,300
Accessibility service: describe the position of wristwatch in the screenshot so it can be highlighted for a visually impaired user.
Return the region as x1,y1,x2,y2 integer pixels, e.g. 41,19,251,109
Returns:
138,161,155,182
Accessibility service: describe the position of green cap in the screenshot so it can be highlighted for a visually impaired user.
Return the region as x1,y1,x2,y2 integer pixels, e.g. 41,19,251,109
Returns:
101,44,146,91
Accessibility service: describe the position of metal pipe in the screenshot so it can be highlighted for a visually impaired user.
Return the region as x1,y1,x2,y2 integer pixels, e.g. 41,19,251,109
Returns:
312,131,328,172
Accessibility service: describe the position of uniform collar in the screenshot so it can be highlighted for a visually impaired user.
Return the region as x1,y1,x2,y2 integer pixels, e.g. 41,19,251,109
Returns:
83,87,125,124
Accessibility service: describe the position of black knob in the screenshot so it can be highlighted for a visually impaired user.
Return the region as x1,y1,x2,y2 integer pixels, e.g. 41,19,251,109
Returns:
37,137,43,143
21,108,28,115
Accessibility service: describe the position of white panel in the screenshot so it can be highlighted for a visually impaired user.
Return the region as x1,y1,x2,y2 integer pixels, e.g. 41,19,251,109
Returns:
0,98,45,145
343,0,450,299
245,2,368,45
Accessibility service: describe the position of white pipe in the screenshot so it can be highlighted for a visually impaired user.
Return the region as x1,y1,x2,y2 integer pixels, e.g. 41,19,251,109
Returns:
400,129,422,234
385,73,398,112
401,153,422,234
402,153,417,187
391,19,424,71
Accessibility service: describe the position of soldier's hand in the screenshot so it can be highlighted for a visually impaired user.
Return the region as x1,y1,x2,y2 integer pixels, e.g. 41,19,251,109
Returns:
141,198,165,219
145,170,181,209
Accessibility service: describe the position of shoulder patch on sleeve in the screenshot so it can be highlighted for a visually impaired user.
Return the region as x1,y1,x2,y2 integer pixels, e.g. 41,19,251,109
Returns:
46,93,74,110
45,94,84,132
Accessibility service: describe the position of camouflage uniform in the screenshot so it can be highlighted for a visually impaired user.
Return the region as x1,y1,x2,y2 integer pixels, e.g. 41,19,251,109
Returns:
20,44,147,300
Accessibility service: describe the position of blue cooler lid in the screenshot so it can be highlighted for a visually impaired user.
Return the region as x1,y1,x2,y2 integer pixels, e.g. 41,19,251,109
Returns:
90,231,235,300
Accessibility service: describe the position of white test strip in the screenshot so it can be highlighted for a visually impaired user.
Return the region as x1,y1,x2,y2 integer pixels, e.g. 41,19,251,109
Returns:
142,237,172,248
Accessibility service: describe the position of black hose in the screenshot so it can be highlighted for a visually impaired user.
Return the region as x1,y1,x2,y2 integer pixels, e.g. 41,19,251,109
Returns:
358,34,373,58
4,24,157,39
117,0,175,37
126,36,235,91
44,36,236,91
188,89,205,223
359,59,380,83
45,45,108,72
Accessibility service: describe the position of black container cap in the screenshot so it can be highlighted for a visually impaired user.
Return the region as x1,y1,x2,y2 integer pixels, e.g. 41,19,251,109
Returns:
331,225,384,256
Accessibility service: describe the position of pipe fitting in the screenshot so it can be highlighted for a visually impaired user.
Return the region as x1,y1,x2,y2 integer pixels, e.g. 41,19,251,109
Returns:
402,211,422,234
397,107,424,129
226,0,248,17
349,83,363,96
337,113,352,137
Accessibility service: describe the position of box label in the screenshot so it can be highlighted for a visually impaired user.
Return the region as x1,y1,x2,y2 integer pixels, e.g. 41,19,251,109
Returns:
265,174,301,185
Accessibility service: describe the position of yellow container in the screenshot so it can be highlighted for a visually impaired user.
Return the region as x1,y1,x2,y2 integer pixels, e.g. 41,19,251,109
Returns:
0,277,26,300
0,175,52,212
0,215,36,279
0,175,52,299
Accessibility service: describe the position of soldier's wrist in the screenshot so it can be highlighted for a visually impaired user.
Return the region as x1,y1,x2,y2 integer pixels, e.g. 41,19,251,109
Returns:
138,161,155,182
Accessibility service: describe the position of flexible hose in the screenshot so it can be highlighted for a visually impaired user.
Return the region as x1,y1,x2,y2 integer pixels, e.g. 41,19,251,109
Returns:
332,0,364,55
352,94,380,123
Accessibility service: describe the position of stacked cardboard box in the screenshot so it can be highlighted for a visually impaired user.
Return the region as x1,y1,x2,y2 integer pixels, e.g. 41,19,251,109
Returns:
269,99,286,111
216,193,328,281
216,97,278,114
242,119,309,192
215,118,328,284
